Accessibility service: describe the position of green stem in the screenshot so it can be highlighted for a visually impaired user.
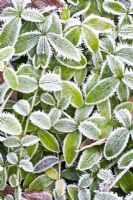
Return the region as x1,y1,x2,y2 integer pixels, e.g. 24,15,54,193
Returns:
0,89,13,113
17,89,38,184
108,160,133,191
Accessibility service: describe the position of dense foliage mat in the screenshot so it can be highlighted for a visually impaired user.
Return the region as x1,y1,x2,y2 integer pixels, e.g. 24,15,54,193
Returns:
0,0,133,199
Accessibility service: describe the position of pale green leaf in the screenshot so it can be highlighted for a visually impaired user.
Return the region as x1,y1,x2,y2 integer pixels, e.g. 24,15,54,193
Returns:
56,53,87,69
15,31,41,55
118,150,133,169
78,121,100,140
49,108,61,126
78,174,93,188
39,73,62,92
0,18,22,48
30,111,51,130
98,99,111,120
78,189,91,200
4,136,21,147
7,152,18,165
13,99,30,116
0,47,14,62
41,93,55,106
115,45,133,66
17,75,38,94
123,73,133,89
104,128,130,160
21,135,40,147
19,159,33,172
86,77,120,104
94,192,122,200
75,105,94,123
67,185,79,200
0,113,22,135
21,9,45,22
3,68,19,90
65,26,82,46
47,33,80,61
78,146,102,171
54,118,78,133
114,109,132,128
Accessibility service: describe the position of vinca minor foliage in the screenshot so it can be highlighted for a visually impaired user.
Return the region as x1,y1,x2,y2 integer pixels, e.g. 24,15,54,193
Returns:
0,0,133,199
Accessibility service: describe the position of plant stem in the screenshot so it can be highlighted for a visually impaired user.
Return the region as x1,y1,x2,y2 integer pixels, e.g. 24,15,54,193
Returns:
17,89,38,184
0,89,13,113
108,160,133,191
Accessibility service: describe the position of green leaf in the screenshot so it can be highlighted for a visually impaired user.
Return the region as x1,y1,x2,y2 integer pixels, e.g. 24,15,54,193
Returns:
62,81,83,108
65,26,82,46
78,146,102,171
0,113,22,135
114,109,132,128
47,33,80,61
86,77,120,104
34,156,59,173
0,18,22,48
82,25,99,52
67,185,79,200
30,111,51,130
39,73,62,92
115,45,133,66
54,118,78,133
118,150,133,169
21,135,40,147
38,130,59,153
98,99,111,120
13,99,30,116
3,68,19,90
21,9,45,22
115,169,133,194
94,192,122,200
15,31,40,55
41,93,55,106
103,0,127,15
17,75,38,93
123,73,133,89
29,174,54,191
83,15,114,32
78,121,100,140
36,36,52,68
107,55,124,78
63,131,82,166
0,47,14,62
104,128,130,160
74,68,87,86
56,53,87,69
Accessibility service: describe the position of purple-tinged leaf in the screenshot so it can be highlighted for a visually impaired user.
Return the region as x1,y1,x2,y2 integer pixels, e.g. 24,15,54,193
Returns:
34,156,59,173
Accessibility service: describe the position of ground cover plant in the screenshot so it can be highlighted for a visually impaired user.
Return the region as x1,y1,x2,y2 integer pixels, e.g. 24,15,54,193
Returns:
0,0,133,199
